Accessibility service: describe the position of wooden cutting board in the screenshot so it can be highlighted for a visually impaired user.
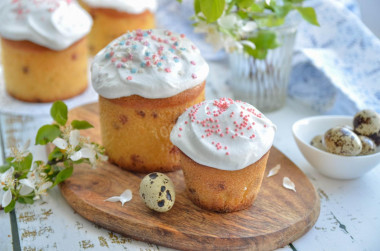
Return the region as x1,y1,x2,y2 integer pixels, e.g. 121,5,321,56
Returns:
60,103,320,251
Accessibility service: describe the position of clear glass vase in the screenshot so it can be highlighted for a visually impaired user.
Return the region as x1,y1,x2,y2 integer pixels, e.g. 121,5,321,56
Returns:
227,23,298,112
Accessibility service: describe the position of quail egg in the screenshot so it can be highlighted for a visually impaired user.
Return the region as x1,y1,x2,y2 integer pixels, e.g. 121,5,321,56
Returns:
139,172,175,212
353,110,380,146
310,135,326,151
324,126,362,156
358,136,376,155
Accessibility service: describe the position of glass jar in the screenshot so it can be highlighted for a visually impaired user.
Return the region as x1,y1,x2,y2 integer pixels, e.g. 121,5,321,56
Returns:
227,22,298,112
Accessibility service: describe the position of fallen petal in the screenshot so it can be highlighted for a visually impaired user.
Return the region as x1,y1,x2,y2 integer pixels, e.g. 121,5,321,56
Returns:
283,177,296,192
267,164,281,177
105,196,121,203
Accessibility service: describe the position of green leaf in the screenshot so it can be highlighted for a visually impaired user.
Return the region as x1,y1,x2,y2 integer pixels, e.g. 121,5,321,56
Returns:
244,44,268,60
35,124,61,145
296,7,319,26
4,200,16,213
273,3,292,18
249,30,278,50
194,0,201,14
6,157,14,163
244,30,279,59
20,153,33,172
18,196,34,204
50,101,68,126
71,120,94,130
48,148,64,162
237,0,254,9
53,166,73,187
0,164,11,173
250,3,264,12
200,0,225,23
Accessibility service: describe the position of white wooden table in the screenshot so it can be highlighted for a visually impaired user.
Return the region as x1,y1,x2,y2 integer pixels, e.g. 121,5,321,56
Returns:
0,62,379,251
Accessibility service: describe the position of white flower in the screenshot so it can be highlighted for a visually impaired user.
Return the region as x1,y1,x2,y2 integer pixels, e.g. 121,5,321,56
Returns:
105,189,132,206
241,21,258,33
53,129,107,168
1,167,15,189
217,14,238,30
9,140,30,162
18,164,52,199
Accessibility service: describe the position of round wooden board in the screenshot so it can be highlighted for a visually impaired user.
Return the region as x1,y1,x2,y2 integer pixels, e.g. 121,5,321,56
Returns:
60,103,320,251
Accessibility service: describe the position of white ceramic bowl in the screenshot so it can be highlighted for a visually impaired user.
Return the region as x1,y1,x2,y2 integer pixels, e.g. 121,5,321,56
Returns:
292,116,380,180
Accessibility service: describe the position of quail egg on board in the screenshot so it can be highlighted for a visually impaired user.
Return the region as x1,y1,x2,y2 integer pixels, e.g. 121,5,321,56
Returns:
323,126,362,156
353,109,380,146
139,172,175,212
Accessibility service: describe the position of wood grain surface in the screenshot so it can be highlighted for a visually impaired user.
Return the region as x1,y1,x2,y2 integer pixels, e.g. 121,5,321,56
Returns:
60,103,320,251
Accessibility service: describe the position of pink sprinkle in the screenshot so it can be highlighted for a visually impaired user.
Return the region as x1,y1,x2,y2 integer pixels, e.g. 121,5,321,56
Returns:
224,146,228,150
185,121,188,124
178,134,181,137
165,68,171,73
179,128,182,131
226,152,230,155
212,141,215,145
191,73,197,79
111,58,117,62
151,35,157,40
116,63,122,68
220,133,224,137
202,135,205,138
191,45,196,50
127,76,133,81
180,34,186,38
121,57,127,62
110,51,114,56
190,61,196,65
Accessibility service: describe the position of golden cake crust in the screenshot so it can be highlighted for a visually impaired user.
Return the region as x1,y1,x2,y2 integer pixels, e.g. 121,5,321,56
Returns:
99,82,206,173
1,37,88,103
180,150,270,213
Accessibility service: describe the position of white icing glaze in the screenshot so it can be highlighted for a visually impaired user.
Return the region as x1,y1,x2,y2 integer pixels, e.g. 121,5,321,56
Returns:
91,29,209,99
0,0,92,51
81,0,157,14
170,98,276,171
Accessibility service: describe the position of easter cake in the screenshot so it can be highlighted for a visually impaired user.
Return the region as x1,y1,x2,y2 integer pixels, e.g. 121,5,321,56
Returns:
0,0,92,102
91,29,209,173
170,98,276,212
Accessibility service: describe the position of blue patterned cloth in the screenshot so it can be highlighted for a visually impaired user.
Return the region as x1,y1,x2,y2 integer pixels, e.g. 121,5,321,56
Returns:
157,0,380,115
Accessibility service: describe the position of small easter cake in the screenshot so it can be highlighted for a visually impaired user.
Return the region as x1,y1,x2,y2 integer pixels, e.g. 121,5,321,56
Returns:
79,0,157,55
0,0,92,102
92,29,209,173
170,98,276,212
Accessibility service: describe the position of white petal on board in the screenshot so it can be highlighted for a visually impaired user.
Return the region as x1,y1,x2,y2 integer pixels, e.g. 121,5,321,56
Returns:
267,164,281,177
105,196,122,202
105,189,133,207
283,177,296,192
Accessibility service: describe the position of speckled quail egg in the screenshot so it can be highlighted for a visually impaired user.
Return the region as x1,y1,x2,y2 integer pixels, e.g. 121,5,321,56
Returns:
323,126,362,156
353,110,380,146
358,136,376,155
139,172,175,212
310,135,326,151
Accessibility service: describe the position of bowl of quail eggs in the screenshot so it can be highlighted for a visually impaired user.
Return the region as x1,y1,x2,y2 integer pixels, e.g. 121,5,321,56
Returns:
292,110,380,179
